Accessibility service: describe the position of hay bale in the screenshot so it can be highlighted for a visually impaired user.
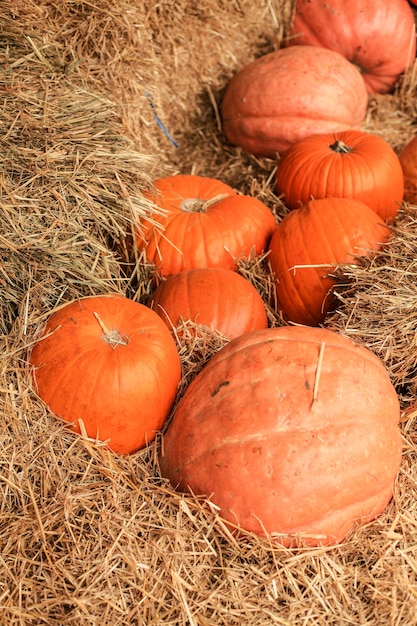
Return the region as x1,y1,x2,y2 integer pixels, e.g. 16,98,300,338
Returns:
1,1,417,624
0,7,162,334
329,208,417,402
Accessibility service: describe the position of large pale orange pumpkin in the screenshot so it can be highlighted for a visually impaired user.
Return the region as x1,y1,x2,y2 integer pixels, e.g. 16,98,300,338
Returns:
287,0,416,94
159,325,402,547
268,197,391,326
136,174,276,277
399,135,417,204
30,294,181,455
221,45,368,157
276,130,404,224
148,267,268,340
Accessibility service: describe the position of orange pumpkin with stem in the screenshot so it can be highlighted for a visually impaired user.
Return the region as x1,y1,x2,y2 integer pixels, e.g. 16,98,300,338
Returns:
136,174,276,278
30,294,181,455
276,130,404,224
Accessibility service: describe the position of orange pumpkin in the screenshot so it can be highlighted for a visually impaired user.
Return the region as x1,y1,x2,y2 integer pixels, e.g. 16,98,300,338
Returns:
276,130,404,224
288,0,416,94
30,294,181,455
221,45,368,157
159,325,402,547
399,135,417,204
136,174,276,278
148,267,268,340
268,197,391,326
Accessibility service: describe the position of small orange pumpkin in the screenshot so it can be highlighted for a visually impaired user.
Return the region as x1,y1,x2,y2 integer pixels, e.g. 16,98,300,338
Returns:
30,294,181,455
268,197,391,326
276,130,404,224
159,325,402,547
148,267,268,340
136,174,276,278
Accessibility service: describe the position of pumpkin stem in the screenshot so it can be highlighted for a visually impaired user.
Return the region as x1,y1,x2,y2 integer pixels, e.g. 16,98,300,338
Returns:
93,311,130,349
180,193,231,213
329,140,352,154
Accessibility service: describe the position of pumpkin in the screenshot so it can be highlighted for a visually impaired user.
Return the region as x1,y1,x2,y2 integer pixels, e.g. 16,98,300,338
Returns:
148,267,268,340
287,0,416,94
399,135,417,204
276,130,404,224
268,197,391,326
221,45,368,157
30,294,181,455
136,174,276,278
159,325,402,547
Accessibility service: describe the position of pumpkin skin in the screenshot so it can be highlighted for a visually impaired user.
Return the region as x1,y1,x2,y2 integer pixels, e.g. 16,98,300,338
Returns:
221,45,368,157
268,197,391,326
288,0,416,94
136,175,277,278
276,130,404,224
148,267,268,340
399,136,417,204
30,294,181,455
159,325,402,547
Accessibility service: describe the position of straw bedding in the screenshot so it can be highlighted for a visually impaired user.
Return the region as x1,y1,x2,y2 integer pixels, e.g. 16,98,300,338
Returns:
1,1,417,624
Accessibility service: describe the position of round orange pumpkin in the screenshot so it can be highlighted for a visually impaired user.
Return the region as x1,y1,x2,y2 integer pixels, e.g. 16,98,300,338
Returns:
399,135,417,204
136,174,276,278
148,267,268,340
276,130,404,224
287,0,416,94
30,294,181,455
221,45,368,157
268,197,391,326
159,325,402,547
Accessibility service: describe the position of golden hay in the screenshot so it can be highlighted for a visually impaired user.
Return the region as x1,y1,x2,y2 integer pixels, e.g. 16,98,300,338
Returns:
2,0,417,624
329,207,417,402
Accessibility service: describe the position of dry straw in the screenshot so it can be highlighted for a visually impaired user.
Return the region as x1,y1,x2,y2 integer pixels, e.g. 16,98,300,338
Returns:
2,0,417,624
330,208,417,405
